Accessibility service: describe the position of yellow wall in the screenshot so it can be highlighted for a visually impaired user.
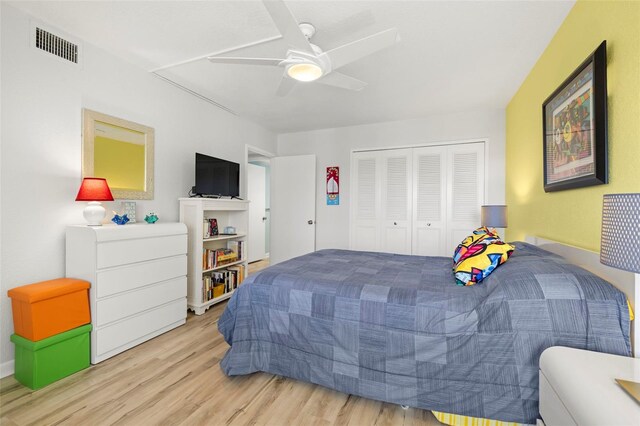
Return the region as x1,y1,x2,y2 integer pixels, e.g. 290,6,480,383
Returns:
506,0,640,251
94,136,145,191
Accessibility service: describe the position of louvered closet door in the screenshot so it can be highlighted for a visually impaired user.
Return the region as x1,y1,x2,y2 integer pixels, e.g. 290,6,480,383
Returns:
412,146,447,256
446,142,485,250
350,151,381,252
380,149,412,254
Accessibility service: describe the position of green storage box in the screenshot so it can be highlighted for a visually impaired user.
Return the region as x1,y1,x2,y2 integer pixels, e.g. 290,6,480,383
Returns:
11,324,92,389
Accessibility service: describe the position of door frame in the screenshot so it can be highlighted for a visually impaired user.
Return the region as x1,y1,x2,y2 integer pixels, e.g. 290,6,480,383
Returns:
349,138,490,250
245,145,275,261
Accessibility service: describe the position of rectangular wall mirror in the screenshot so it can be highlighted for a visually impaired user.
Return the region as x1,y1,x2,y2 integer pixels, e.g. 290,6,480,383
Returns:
82,109,154,200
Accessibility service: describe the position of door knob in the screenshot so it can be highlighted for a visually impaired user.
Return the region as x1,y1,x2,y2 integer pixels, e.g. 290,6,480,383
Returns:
394,222,397,225
262,217,267,221
427,223,431,227
308,220,314,225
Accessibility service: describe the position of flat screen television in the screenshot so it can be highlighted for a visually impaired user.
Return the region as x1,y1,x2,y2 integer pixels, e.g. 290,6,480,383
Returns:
194,153,240,197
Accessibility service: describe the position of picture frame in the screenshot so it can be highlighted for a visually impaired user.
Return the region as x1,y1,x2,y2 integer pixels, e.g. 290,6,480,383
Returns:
542,41,608,192
121,201,137,223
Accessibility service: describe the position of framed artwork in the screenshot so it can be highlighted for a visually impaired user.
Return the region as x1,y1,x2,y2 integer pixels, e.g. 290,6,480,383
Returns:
542,41,608,192
121,201,136,223
326,166,339,205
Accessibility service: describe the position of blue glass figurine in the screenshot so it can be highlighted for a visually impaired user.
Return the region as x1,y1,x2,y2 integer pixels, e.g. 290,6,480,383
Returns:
144,212,159,224
111,213,130,225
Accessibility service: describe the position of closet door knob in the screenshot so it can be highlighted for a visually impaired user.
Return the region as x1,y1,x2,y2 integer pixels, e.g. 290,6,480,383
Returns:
394,222,397,225
427,223,431,227
308,220,314,225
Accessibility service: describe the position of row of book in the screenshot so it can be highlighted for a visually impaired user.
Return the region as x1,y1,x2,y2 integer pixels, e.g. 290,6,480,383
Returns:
202,241,245,271
203,248,237,270
227,241,244,261
202,265,246,302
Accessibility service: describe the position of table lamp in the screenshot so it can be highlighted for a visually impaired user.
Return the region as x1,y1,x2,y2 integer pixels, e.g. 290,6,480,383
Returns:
75,177,114,226
600,193,640,274
481,205,508,228
600,193,640,399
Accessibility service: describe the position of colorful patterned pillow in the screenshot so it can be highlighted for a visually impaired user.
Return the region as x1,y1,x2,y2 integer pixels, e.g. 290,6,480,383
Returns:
452,227,501,265
472,226,498,236
454,240,515,286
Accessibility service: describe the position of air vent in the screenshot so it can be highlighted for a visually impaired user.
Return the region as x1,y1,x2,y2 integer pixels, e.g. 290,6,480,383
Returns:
34,27,78,64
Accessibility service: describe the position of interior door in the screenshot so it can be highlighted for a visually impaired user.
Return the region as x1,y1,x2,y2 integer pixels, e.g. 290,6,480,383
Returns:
270,155,316,265
247,163,266,263
446,142,485,249
350,151,381,252
412,145,447,256
380,149,412,254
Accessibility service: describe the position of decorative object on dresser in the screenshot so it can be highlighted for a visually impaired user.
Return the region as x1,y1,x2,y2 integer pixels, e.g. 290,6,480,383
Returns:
75,177,114,226
111,212,130,225
480,205,507,228
65,223,188,364
82,109,155,200
179,198,249,315
121,201,136,222
542,41,608,192
144,212,159,224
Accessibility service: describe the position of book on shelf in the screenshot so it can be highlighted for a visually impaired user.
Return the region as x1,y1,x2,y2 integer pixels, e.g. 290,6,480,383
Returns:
202,248,239,270
202,264,247,302
226,240,244,260
202,218,219,239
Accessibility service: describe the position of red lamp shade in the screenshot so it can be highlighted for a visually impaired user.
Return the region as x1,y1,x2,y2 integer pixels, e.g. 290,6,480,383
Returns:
75,178,114,202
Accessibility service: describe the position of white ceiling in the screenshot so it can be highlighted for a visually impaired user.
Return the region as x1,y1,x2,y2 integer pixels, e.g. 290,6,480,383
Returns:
11,1,575,133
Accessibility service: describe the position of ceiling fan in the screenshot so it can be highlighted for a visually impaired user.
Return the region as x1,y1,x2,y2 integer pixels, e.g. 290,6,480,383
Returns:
207,0,400,96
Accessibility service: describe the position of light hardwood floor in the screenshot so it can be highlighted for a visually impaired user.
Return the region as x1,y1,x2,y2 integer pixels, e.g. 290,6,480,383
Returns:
248,258,270,275
0,263,442,426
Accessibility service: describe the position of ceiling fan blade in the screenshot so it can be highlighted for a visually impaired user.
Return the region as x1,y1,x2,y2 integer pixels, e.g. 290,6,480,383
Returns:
323,28,400,71
263,0,314,54
316,72,367,91
206,57,284,66
276,74,297,96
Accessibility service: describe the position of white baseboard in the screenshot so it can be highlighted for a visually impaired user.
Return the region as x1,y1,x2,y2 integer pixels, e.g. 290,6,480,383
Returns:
1,359,15,378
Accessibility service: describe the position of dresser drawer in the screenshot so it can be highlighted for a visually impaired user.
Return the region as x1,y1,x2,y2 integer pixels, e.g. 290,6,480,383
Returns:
95,298,186,358
96,255,186,298
95,276,186,327
97,234,187,269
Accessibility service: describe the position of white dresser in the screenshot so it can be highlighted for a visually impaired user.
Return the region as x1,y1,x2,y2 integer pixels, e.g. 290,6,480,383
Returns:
66,223,188,364
539,346,640,426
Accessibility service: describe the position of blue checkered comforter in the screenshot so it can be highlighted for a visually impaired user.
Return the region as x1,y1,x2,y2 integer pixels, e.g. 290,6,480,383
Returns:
218,243,631,424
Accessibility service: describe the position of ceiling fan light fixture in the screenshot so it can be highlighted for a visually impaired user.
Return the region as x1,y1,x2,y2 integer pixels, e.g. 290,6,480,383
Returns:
286,62,323,82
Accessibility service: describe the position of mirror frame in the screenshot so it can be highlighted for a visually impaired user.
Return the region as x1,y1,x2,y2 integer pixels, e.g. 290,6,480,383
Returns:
82,109,154,200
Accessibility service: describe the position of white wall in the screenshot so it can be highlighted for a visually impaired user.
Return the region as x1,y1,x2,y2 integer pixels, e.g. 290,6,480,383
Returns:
0,4,276,376
277,110,506,251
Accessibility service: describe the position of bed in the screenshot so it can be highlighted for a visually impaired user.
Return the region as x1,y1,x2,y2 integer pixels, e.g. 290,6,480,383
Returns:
218,241,632,425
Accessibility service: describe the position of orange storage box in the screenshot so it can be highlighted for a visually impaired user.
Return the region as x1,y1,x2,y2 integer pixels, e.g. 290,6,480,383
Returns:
8,278,90,341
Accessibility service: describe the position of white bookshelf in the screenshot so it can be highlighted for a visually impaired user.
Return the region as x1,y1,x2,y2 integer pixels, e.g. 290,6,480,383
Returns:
179,198,249,315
